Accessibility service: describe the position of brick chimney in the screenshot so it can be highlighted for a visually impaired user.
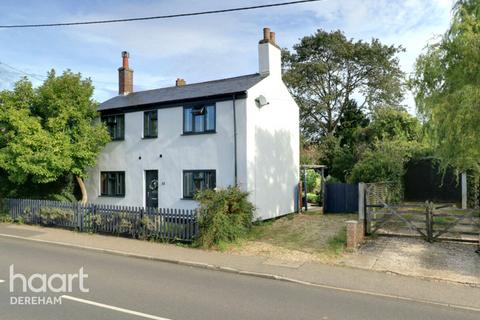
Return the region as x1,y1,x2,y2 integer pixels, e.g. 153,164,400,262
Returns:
118,51,133,95
258,27,281,78
175,78,186,87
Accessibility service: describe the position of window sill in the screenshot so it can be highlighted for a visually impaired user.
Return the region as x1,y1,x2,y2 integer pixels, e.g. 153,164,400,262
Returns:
110,139,125,142
99,195,126,198
142,136,157,140
181,198,196,200
181,131,216,136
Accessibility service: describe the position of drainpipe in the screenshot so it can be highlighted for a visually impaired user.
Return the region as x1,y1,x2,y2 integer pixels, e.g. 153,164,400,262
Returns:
232,94,238,186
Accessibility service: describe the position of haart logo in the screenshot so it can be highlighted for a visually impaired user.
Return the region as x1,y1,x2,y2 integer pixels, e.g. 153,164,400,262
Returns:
7,264,89,305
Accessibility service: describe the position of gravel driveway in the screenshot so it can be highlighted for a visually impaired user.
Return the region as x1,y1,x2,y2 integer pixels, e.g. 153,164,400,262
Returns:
340,236,480,286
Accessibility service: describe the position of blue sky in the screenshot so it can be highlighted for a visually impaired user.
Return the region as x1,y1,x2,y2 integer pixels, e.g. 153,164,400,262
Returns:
0,0,454,111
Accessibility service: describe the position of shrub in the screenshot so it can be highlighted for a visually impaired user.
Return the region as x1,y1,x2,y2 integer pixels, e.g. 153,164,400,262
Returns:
84,213,102,232
306,169,321,193
0,200,12,223
195,187,255,248
39,207,74,225
307,193,320,203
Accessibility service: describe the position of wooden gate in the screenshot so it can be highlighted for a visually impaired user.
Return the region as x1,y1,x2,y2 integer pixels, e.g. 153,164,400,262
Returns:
324,183,358,213
365,182,480,242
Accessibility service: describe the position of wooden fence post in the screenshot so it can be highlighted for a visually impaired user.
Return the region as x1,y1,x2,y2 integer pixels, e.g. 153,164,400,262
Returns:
358,183,365,221
461,172,468,209
425,201,433,242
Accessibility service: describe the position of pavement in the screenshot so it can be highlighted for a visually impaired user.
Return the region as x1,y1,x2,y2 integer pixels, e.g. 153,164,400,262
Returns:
341,237,480,286
0,236,479,320
0,223,479,314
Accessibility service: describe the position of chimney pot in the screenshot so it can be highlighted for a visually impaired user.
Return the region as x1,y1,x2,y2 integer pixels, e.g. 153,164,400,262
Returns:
258,27,281,77
270,32,276,45
118,51,133,95
121,51,130,69
263,27,271,41
176,78,186,87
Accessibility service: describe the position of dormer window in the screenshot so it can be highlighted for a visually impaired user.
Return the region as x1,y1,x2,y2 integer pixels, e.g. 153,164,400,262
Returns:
183,105,215,134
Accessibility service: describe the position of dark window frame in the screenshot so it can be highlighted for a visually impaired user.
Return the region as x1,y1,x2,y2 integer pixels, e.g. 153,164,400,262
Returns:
102,114,125,141
100,171,126,197
182,104,216,135
143,110,158,138
182,170,216,199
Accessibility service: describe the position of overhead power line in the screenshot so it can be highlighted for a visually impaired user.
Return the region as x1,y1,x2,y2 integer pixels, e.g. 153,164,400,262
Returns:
0,61,45,80
0,0,322,29
0,61,119,86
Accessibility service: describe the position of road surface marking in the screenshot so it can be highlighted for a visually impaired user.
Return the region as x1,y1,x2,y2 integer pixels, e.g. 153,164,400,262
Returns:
0,279,5,283
2,233,477,313
61,295,173,320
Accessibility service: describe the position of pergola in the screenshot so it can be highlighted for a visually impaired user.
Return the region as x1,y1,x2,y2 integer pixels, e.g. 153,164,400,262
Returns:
299,164,327,212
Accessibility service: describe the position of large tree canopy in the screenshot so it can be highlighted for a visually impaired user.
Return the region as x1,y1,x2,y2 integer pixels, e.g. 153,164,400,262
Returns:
411,0,480,173
0,70,110,202
283,29,405,142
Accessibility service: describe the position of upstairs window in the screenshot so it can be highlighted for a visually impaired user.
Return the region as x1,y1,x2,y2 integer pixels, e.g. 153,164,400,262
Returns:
183,170,216,199
144,110,158,138
102,114,125,140
100,171,125,197
183,105,215,134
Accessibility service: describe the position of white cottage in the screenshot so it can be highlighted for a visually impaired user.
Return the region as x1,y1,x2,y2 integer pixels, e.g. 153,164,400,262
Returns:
85,28,299,220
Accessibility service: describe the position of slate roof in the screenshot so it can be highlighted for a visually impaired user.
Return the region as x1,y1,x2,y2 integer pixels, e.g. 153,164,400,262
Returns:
99,73,266,111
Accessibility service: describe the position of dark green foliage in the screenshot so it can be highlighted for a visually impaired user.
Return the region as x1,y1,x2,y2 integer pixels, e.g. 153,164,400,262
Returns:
283,29,404,142
349,142,406,184
0,171,78,201
195,187,255,248
369,107,421,141
0,70,110,200
335,100,370,148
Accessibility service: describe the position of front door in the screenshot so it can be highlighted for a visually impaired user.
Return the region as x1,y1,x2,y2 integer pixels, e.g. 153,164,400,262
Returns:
145,170,159,208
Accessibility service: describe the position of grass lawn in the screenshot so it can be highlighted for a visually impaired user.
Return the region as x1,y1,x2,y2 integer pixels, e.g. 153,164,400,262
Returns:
227,209,357,263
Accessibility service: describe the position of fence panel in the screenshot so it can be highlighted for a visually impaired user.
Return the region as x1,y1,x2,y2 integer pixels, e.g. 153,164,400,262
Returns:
2,198,198,242
324,183,359,213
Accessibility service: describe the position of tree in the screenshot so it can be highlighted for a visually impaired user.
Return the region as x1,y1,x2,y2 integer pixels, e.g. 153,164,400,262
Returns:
283,29,405,142
0,71,110,203
368,106,421,142
334,100,370,148
411,0,480,173
348,105,429,187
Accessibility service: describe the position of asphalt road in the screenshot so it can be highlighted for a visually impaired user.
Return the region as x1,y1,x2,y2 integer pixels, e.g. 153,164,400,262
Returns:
0,237,478,320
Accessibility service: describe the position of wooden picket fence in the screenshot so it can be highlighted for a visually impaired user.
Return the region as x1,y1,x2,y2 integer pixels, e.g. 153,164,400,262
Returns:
2,198,199,242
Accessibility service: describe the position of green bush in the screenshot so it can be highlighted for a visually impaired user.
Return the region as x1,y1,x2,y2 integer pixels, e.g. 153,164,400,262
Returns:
307,193,320,203
195,187,255,248
306,169,321,193
39,207,74,225
0,203,12,223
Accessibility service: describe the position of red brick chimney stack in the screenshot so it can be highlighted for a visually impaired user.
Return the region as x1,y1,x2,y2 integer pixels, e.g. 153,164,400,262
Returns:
118,51,133,95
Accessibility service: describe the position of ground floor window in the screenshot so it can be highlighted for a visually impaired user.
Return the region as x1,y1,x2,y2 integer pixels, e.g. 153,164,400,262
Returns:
101,171,125,197
183,170,216,199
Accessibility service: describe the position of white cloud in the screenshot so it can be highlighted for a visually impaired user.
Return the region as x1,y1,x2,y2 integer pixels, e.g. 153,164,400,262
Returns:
0,0,455,109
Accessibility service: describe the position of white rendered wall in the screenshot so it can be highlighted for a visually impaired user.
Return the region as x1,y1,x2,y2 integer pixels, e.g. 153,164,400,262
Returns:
85,99,244,209
245,77,300,220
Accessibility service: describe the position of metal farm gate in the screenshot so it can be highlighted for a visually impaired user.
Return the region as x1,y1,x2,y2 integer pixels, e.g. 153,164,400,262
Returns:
364,182,480,243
